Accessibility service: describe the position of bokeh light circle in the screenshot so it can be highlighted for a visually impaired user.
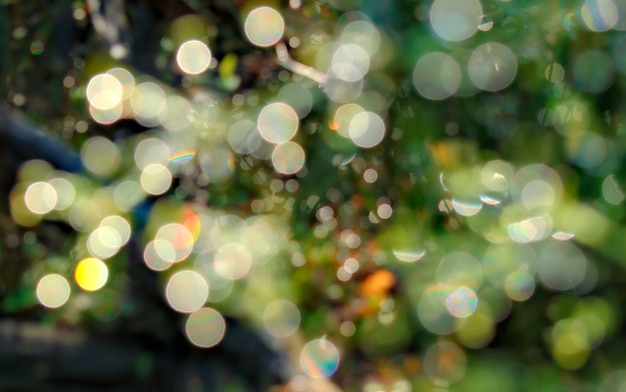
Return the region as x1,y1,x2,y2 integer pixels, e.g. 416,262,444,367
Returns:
176,40,211,75
581,0,618,32
423,341,467,384
301,337,341,379
505,271,536,301
86,73,123,110
348,111,385,148
272,141,305,175
185,307,226,348
263,299,301,338
81,136,121,177
165,270,209,313
430,0,482,42
468,42,518,92
573,50,616,94
537,242,587,291
413,52,461,100
75,257,108,291
331,44,370,82
244,7,285,47
258,102,299,144
140,163,172,196
445,286,478,318
418,284,463,335
36,274,71,308
214,243,252,280
24,181,57,214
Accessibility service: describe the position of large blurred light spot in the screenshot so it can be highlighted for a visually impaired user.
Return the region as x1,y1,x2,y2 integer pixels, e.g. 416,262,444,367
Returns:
36,274,70,308
333,103,365,138
24,181,57,214
445,286,478,318
155,223,195,263
131,82,166,126
413,52,461,100
75,257,108,291
538,242,587,291
106,67,135,99
272,141,305,175
551,99,590,137
244,6,284,47
87,225,122,259
134,138,170,169
101,215,131,245
263,299,301,338
300,337,340,379
81,136,121,177
87,215,131,259
165,270,209,313
455,302,495,349
86,73,123,110
214,242,252,280
602,174,624,205
566,131,607,169
331,44,370,82
340,20,380,56
228,119,260,154
505,271,535,301
68,199,102,232
521,180,556,210
423,341,466,384
114,180,146,212
551,318,591,370
481,160,514,192
277,84,313,119
430,0,482,42
512,164,563,211
140,163,172,195
483,243,536,287
198,145,235,183
89,102,123,125
437,252,483,289
143,239,174,271
323,72,364,103
418,284,462,335
581,0,618,32
48,177,75,211
176,40,211,75
573,50,615,93
468,42,517,92
348,111,385,148
185,307,226,348
158,95,192,131
257,102,299,144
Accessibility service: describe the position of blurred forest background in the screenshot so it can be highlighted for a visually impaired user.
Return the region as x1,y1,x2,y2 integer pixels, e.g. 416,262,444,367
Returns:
2,0,626,390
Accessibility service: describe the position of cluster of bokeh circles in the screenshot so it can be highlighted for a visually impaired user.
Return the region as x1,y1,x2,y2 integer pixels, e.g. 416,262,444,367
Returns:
12,0,626,389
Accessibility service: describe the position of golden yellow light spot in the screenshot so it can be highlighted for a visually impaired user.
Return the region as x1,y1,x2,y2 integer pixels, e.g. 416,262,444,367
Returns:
358,269,396,298
75,257,108,291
